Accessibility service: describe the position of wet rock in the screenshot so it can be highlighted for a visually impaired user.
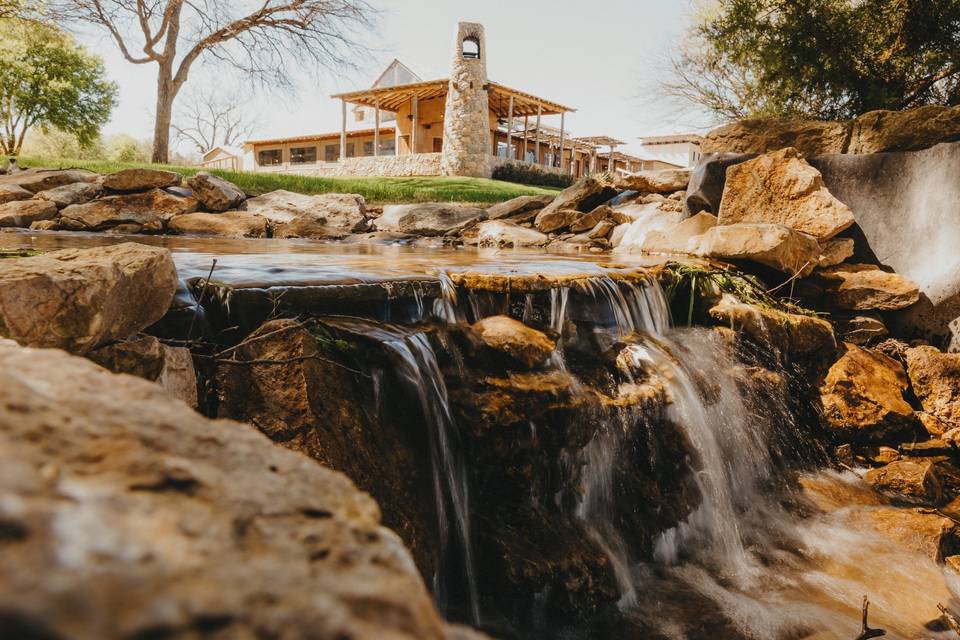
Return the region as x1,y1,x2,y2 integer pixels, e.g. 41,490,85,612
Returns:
0,199,58,228
835,312,888,345
88,335,197,407
708,293,837,362
717,148,854,241
486,194,554,220
272,216,351,239
864,459,942,505
534,207,580,233
0,340,455,640
0,168,99,193
341,231,416,244
0,243,178,353
186,171,245,212
819,344,914,443
102,167,182,192
640,212,717,255
244,190,367,232
57,189,198,233
0,183,33,204
587,219,616,240
868,507,959,562
816,263,921,311
475,220,549,248
535,177,617,231
920,412,951,438
569,205,611,233
817,237,855,268
33,181,101,208
848,105,960,154
614,168,690,194
905,346,960,428
697,223,821,275
168,211,268,238
609,222,631,248
376,203,485,236
471,315,556,368
701,118,850,155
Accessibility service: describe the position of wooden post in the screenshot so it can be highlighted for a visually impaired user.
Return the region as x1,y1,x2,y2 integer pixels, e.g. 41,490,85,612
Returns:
523,114,529,161
590,150,596,174
506,95,514,159
411,94,419,155
558,111,566,172
339,98,347,161
609,144,616,175
535,105,542,165
374,97,380,158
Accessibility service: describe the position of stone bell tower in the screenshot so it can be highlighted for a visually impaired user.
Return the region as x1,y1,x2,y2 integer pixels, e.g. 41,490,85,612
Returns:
440,22,492,178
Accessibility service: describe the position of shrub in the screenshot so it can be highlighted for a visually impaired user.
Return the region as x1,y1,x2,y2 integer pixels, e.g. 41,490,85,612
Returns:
492,162,575,189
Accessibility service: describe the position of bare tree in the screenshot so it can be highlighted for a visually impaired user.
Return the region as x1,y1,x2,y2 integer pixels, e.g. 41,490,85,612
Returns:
173,88,258,156
45,0,374,163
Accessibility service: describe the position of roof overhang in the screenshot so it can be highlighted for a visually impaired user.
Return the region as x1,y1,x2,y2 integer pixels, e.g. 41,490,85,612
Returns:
244,127,396,148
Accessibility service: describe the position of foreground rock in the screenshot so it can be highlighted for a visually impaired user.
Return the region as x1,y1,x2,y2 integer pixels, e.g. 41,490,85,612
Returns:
864,460,944,505
475,220,548,248
0,168,99,193
613,169,690,194
33,181,101,208
57,188,198,233
168,211,268,238
819,344,914,443
0,243,178,353
0,199,58,227
471,315,556,368
0,341,459,640
485,194,554,220
639,212,717,255
701,119,849,156
102,167,182,192
534,176,617,233
905,346,960,428
717,148,854,241
0,183,33,204
377,203,485,236
816,263,921,311
868,507,959,562
698,223,821,275
186,171,245,212
244,190,367,232
88,335,198,407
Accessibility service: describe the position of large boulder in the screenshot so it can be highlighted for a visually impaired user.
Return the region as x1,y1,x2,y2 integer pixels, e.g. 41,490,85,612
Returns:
33,181,101,208
0,168,99,193
717,148,855,241
613,169,690,194
701,118,850,156
697,223,822,275
819,344,914,443
88,335,198,407
534,177,617,232
863,460,943,505
58,189,198,233
186,171,245,212
815,263,921,311
905,346,960,428
376,203,486,236
638,212,717,255
0,199,58,228
0,183,33,204
868,507,960,563
485,194,554,220
471,315,556,368
0,243,178,354
533,208,580,234
244,190,367,232
168,211,268,238
102,167,182,192
475,220,549,248
0,340,459,640
848,105,960,154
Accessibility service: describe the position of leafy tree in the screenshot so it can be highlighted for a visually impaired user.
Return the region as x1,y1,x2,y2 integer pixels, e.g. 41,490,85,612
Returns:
0,19,117,156
20,126,105,159
667,0,960,121
105,133,151,163
47,0,375,164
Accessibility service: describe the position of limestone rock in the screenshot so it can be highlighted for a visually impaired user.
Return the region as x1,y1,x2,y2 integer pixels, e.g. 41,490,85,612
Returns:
377,203,486,236
88,335,197,407
33,181,101,208
848,105,960,154
534,208,580,234
920,412,951,437
102,167,182,192
476,220,549,248
58,189,198,233
244,190,367,232
535,177,617,231
835,312,888,345
569,205,611,233
186,171,245,212
717,148,855,241
168,211,268,238
272,216,352,239
701,118,850,156
697,223,822,275
0,183,33,204
708,293,837,362
816,263,921,311
640,212,717,255
587,219,616,240
817,237,855,268
868,507,959,562
0,243,178,353
472,315,556,368
614,169,690,194
0,340,455,640
0,199,58,227
819,344,914,443
864,460,942,505
485,194,554,220
0,168,99,193
905,345,960,427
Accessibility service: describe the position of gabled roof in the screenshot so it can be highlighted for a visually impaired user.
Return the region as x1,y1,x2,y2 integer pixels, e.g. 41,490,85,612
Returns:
371,59,422,89
202,145,244,160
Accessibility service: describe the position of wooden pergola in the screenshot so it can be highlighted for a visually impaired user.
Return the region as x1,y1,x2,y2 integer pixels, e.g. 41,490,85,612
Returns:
573,136,626,174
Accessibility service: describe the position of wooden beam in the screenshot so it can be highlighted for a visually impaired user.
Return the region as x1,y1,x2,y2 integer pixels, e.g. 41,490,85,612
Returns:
374,98,380,158
535,105,542,165
523,115,529,161
558,112,566,172
506,95,514,160
411,94,418,155
340,98,347,161
610,144,617,174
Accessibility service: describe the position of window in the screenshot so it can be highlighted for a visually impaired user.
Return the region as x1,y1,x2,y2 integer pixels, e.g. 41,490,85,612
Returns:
433,138,443,153
379,138,396,156
324,144,339,162
355,109,366,122
462,36,480,59
363,141,374,156
290,146,317,164
346,142,356,158
258,149,282,166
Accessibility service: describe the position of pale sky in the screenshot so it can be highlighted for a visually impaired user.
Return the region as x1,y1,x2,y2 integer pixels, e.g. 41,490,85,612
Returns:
85,0,714,157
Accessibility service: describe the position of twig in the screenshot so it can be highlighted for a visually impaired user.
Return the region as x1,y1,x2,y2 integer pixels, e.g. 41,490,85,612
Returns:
186,258,218,341
855,596,886,640
939,603,960,637
213,318,310,359
205,353,370,378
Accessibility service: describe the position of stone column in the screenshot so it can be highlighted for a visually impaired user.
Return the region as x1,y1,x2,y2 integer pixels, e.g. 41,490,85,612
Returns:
440,22,492,178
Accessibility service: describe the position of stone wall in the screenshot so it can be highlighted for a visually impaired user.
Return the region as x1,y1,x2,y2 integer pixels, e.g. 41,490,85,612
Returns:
490,156,568,176
250,154,443,178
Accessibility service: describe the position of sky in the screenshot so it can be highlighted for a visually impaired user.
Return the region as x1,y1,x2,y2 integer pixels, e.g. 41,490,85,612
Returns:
84,0,715,157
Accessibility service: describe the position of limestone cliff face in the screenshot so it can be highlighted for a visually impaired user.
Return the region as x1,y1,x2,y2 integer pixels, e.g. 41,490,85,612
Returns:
440,22,492,178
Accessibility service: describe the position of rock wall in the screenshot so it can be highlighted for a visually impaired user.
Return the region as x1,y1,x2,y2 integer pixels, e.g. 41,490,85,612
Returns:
334,153,444,177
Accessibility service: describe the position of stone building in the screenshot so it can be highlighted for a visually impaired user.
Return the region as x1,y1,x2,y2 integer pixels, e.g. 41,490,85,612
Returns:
244,22,640,179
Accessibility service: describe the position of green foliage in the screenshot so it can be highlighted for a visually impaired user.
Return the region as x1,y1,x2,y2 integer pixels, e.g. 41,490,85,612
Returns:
491,163,575,189
0,19,117,155
671,0,960,120
10,155,560,204
104,134,151,163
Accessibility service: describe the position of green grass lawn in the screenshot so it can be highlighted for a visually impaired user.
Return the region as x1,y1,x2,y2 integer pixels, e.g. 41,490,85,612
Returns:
10,156,561,205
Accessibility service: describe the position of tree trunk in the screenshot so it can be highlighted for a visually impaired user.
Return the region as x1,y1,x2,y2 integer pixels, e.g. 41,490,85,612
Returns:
152,65,176,164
